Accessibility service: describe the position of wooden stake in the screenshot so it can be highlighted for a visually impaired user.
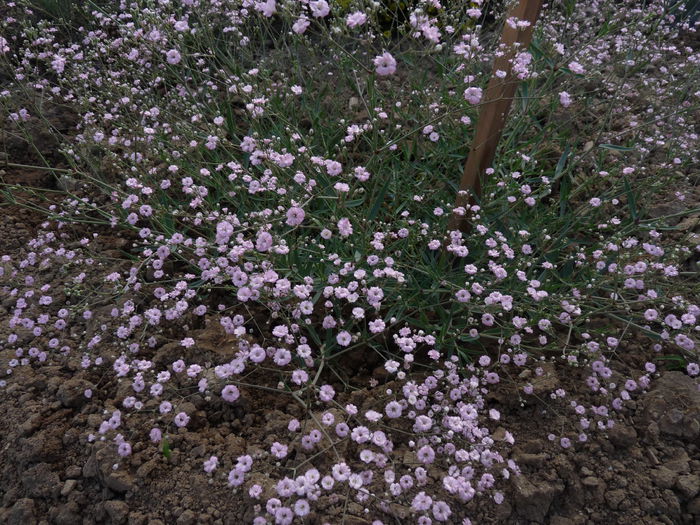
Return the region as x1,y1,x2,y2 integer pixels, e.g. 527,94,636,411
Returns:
448,0,544,234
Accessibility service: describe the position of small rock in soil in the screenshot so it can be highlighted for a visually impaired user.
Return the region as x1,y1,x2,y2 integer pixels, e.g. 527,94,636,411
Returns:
103,470,137,494
651,466,678,489
105,500,130,525
15,433,63,466
688,495,700,515
665,450,690,474
608,423,637,449
581,476,606,501
604,489,627,510
60,479,78,497
21,463,60,498
128,512,148,525
5,498,36,525
52,502,82,525
676,474,700,499
641,372,700,442
65,466,82,479
512,476,564,521
18,414,42,437
513,452,548,467
175,509,196,525
56,378,94,408
549,516,575,525
95,447,136,493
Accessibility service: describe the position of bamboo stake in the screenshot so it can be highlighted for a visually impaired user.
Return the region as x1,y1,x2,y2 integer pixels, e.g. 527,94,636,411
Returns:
447,0,544,234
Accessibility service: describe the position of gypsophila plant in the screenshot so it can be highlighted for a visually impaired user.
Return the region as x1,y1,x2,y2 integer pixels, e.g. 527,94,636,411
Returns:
1,0,699,522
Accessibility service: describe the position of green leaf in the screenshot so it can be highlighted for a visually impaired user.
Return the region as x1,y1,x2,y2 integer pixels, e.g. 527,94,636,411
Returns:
304,323,323,347
368,175,392,221
344,197,366,208
162,438,172,459
654,355,686,370
623,176,638,221
554,144,570,180
528,38,550,65
559,171,571,217
599,143,635,151
189,279,206,289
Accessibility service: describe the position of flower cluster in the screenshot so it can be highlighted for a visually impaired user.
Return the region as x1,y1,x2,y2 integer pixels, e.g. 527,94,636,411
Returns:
0,0,698,522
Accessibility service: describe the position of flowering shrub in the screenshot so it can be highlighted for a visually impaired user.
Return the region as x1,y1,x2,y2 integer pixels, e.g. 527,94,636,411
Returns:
1,0,699,522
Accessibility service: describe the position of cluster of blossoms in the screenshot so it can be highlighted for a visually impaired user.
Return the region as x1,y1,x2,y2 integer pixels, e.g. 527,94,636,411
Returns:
1,213,697,521
1,0,699,522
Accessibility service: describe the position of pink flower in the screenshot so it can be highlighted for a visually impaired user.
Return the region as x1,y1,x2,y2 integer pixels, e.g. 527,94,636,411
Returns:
203,456,219,473
228,468,245,486
325,160,342,175
292,17,310,34
174,412,190,428
166,49,181,65
644,309,658,321
413,415,433,432
236,455,253,472
256,231,273,251
249,484,262,498
385,401,402,418
369,319,386,333
456,289,471,303
568,61,585,74
273,348,292,366
367,286,384,303
320,384,336,401
559,91,572,107
432,501,452,521
292,369,309,385
411,491,433,512
117,442,132,457
272,325,289,337
337,217,353,237
676,334,695,352
347,11,367,28
294,499,310,517
464,86,483,105
332,462,351,481
271,442,288,458
221,384,240,402
354,166,370,181
174,20,189,31
417,445,435,464
373,52,397,76
310,0,330,17
255,0,276,17
336,330,352,346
